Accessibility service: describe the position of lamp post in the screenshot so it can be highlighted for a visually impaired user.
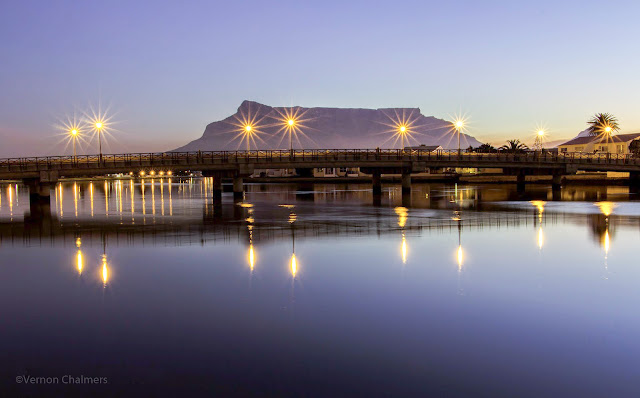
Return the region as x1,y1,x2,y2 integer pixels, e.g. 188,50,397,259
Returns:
604,126,612,144
454,120,464,156
95,121,103,160
399,125,407,150
245,125,252,151
70,128,79,158
287,119,295,151
534,130,545,151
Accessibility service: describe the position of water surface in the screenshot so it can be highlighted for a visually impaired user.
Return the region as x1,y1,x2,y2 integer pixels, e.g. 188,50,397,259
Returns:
1,180,639,397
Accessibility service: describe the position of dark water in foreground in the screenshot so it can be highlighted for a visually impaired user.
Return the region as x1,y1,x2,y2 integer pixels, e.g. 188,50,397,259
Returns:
1,179,639,397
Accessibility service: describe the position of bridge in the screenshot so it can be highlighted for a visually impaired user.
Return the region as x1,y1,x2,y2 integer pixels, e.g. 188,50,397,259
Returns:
3,149,640,208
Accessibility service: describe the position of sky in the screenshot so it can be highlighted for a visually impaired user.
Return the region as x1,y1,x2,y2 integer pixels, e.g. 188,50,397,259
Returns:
1,0,639,157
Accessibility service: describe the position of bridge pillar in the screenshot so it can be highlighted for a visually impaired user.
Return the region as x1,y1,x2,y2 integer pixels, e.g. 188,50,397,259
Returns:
212,175,223,203
630,172,640,187
233,176,244,201
516,170,526,193
551,173,562,192
372,170,382,196
25,179,54,220
401,171,411,194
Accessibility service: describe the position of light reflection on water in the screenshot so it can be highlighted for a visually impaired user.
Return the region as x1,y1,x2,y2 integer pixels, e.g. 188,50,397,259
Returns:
1,180,640,396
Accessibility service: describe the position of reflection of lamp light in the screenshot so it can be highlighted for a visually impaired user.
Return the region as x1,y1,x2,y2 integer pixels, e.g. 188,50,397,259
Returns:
537,227,544,250
401,233,407,264
395,207,408,228
76,250,83,275
457,245,463,271
248,244,255,271
291,253,297,277
101,254,108,286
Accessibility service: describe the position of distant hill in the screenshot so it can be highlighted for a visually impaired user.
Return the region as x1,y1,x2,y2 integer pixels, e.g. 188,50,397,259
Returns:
173,100,483,151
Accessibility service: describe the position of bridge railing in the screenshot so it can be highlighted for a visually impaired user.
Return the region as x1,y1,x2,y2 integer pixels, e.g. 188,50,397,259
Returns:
0,149,639,172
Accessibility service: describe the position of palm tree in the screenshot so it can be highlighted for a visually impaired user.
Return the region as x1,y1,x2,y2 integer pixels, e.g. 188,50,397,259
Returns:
586,113,620,137
476,143,497,153
499,139,528,153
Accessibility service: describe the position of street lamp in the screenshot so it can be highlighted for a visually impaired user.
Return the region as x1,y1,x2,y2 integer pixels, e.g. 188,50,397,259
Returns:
454,120,464,156
534,129,545,151
287,119,295,151
70,128,79,158
95,121,104,159
399,125,407,149
244,124,253,151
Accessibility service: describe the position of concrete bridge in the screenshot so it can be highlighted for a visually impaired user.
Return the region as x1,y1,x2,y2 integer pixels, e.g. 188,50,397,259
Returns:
3,149,640,206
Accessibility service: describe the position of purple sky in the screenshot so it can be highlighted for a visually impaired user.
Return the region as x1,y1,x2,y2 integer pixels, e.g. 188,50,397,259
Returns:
1,0,639,156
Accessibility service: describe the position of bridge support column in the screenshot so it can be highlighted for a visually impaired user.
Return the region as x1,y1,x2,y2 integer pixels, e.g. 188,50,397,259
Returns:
551,173,562,190
25,179,54,220
372,170,382,196
401,171,411,194
630,172,640,187
551,173,562,200
516,170,526,193
212,175,223,204
233,176,244,201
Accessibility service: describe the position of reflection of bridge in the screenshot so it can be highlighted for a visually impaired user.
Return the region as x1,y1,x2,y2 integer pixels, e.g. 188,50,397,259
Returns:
4,150,640,207
1,207,550,247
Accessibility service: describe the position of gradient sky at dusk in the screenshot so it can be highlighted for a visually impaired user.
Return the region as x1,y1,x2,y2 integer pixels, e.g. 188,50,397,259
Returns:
1,0,639,156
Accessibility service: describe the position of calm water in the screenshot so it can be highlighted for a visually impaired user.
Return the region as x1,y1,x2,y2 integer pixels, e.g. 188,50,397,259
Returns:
1,179,639,397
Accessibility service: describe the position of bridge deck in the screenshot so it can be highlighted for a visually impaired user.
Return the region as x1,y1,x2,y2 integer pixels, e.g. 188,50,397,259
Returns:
2,149,640,180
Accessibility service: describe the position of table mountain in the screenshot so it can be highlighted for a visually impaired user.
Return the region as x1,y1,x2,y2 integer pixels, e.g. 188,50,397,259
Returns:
174,100,482,151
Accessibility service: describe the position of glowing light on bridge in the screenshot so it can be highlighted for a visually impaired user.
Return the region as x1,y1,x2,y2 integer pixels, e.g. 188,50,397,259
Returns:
84,102,118,158
451,114,469,155
532,124,549,150
55,114,88,157
227,103,269,151
378,109,424,149
272,107,316,150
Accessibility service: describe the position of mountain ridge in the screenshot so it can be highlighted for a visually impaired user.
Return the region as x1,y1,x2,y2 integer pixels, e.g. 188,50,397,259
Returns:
174,100,483,151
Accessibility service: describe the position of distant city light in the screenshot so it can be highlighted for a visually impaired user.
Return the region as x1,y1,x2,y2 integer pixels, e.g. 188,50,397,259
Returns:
245,125,252,132
288,119,295,126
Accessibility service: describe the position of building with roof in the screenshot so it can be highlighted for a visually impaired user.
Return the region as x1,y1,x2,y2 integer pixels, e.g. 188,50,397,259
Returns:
558,133,640,154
